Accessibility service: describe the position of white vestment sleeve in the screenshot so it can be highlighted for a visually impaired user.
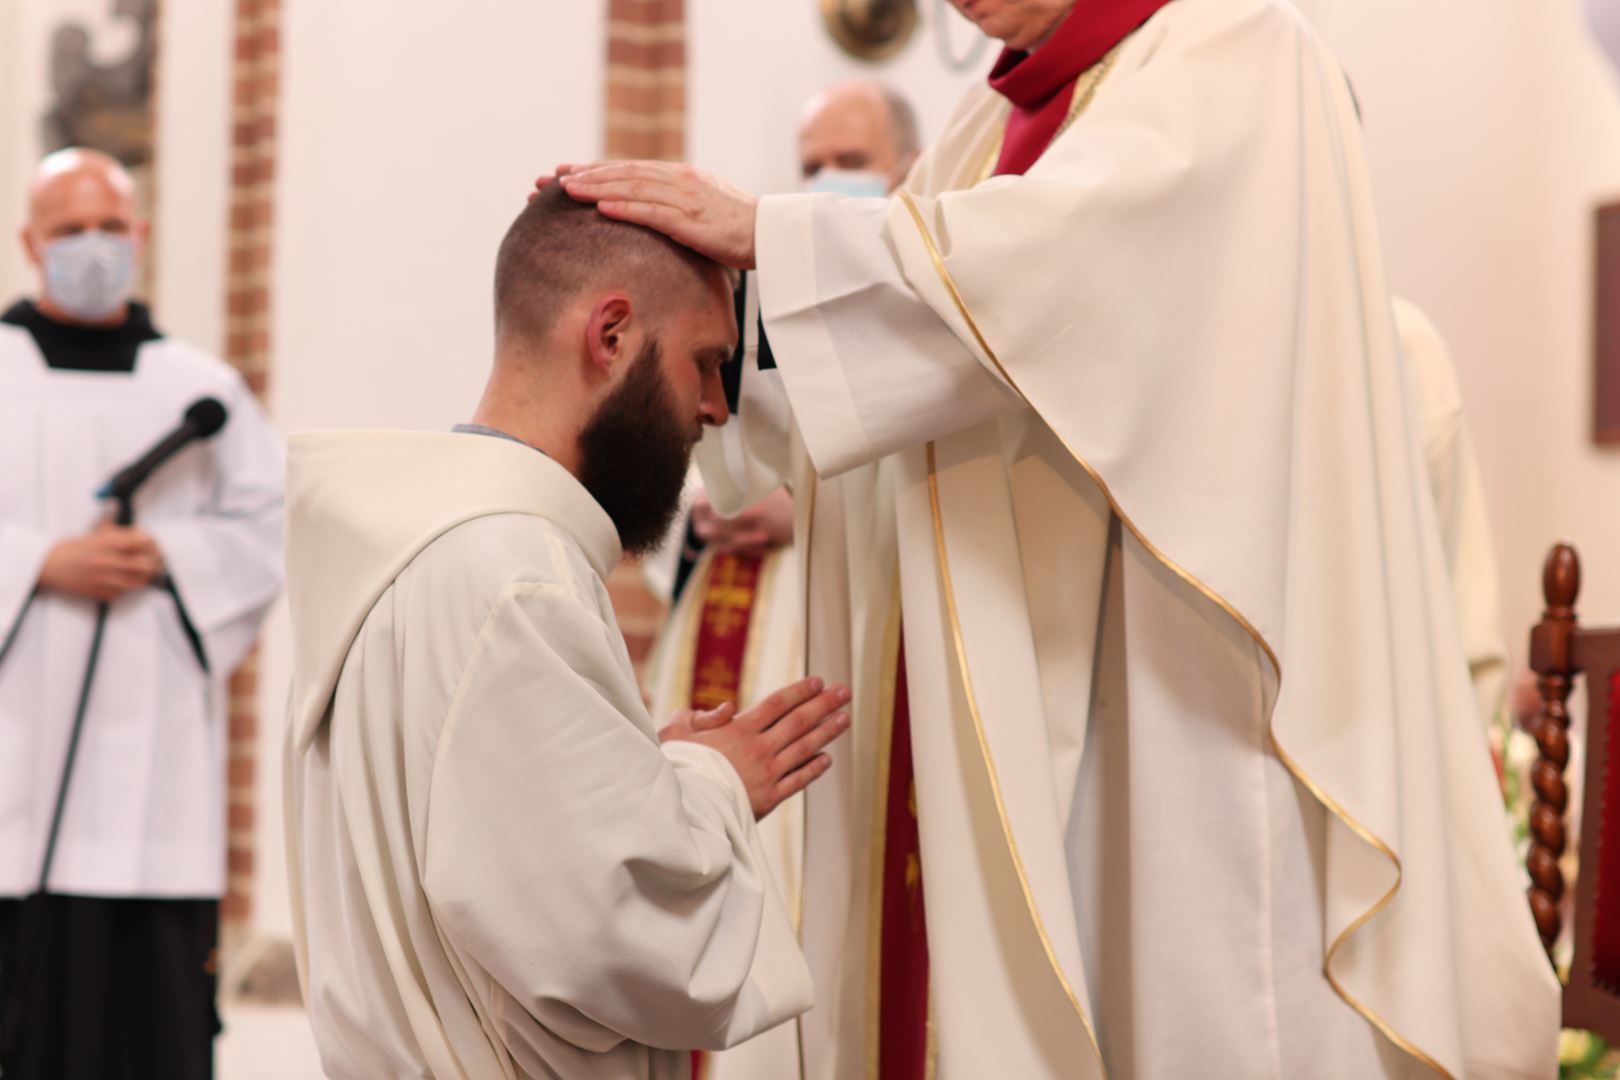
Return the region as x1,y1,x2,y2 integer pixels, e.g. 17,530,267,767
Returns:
0,524,50,650
145,379,285,674
421,582,810,1054
753,194,1025,478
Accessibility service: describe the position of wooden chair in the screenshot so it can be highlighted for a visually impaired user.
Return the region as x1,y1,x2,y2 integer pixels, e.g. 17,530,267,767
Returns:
1527,542,1620,1039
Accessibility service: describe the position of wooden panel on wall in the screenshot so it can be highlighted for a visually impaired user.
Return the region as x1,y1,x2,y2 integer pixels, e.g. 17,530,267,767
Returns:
1593,201,1620,445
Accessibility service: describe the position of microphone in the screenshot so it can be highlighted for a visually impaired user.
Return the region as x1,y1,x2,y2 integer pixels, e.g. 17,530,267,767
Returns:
98,397,230,504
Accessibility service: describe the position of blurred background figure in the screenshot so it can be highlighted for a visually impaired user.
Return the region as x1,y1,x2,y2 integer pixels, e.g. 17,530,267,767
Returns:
0,148,283,1080
640,77,919,1080
1393,297,1508,729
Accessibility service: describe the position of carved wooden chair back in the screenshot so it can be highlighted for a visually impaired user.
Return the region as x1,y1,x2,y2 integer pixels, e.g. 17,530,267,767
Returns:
1528,542,1620,1038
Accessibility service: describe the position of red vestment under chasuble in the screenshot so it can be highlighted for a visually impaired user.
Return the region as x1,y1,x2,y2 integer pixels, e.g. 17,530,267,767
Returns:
686,553,768,1080
870,5,1173,1077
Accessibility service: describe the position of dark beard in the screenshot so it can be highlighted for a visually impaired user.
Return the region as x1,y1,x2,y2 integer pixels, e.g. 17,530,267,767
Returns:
576,340,696,556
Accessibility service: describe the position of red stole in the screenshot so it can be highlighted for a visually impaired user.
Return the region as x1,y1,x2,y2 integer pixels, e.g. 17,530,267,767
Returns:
686,553,765,1080
877,641,929,1078
688,553,767,711
989,0,1174,176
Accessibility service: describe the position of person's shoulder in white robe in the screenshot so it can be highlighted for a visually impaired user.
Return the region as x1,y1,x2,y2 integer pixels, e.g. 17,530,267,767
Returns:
284,431,812,1080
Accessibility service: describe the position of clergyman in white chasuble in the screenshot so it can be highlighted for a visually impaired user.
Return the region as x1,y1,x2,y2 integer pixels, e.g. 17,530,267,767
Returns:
558,0,1559,1076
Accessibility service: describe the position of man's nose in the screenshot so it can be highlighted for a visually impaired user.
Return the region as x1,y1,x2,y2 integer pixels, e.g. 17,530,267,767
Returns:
698,372,730,427
699,394,730,428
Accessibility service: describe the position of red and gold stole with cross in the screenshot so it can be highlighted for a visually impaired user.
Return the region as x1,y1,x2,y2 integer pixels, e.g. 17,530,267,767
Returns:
686,552,767,1080
688,553,768,713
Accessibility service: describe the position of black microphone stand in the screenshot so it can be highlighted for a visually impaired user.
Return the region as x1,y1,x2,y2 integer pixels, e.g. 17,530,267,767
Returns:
1,490,158,1066
36,492,134,896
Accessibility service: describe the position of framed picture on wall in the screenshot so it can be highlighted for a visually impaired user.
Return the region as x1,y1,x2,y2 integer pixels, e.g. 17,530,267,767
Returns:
1595,200,1620,444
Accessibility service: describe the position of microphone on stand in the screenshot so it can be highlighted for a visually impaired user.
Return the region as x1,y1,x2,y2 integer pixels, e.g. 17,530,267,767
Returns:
98,397,229,511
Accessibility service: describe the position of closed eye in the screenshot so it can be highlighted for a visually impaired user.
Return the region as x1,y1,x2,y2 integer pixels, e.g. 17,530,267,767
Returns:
696,345,733,375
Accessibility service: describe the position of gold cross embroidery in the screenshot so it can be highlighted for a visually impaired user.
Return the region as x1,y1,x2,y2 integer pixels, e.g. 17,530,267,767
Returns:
701,556,758,638
693,655,739,709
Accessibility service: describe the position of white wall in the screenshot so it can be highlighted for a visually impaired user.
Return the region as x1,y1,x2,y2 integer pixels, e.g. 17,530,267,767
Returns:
152,0,232,356
1523,8,1620,646
253,0,608,940
1302,0,1620,666
0,2,18,289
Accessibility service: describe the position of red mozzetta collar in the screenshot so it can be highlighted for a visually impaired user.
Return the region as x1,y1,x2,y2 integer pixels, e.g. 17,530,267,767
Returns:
987,0,1174,175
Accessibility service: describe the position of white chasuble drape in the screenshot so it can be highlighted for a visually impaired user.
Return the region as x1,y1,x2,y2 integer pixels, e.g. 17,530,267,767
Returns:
699,0,1557,1076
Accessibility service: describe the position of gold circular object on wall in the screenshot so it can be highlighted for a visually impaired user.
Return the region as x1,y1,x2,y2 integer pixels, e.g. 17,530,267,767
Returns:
820,0,920,62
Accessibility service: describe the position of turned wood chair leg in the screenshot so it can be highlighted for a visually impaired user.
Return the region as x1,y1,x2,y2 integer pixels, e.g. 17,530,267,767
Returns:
1527,543,1580,958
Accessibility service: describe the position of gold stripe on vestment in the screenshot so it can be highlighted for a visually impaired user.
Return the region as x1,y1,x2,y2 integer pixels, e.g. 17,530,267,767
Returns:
862,580,905,1080
900,165,1453,1078
923,441,1108,1073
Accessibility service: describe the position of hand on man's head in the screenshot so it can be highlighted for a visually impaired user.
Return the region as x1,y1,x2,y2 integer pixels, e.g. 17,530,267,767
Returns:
554,161,761,270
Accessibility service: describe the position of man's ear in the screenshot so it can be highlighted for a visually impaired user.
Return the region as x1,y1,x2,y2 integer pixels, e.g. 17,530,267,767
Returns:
584,293,633,376
19,226,40,269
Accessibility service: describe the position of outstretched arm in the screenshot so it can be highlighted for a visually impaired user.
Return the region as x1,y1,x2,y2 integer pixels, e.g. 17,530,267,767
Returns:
556,164,1023,477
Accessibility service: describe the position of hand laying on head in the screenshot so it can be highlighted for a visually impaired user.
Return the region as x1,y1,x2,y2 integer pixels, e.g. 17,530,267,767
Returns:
692,487,794,556
536,162,761,270
660,675,851,819
38,520,164,603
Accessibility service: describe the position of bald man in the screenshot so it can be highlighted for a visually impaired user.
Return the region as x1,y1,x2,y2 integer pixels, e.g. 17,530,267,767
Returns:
0,149,284,1079
638,80,919,1080
798,79,921,192
283,185,850,1079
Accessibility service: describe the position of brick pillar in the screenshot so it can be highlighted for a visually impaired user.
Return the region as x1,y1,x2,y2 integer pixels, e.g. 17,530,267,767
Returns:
221,0,281,934
605,0,686,161
604,0,686,674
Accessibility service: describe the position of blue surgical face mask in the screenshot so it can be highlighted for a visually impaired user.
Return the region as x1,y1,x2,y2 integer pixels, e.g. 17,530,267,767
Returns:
804,168,892,199
42,230,137,322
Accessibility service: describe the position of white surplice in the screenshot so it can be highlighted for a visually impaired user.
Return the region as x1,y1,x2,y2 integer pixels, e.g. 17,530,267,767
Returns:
1394,298,1508,729
0,324,284,899
283,431,811,1080
697,0,1558,1076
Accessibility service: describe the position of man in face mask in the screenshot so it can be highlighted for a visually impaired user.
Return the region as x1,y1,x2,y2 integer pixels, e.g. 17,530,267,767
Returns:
640,82,918,1080
0,148,285,1079
798,79,921,196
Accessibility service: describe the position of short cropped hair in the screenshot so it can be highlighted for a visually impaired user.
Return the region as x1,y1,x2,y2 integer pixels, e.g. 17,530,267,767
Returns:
494,184,725,344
